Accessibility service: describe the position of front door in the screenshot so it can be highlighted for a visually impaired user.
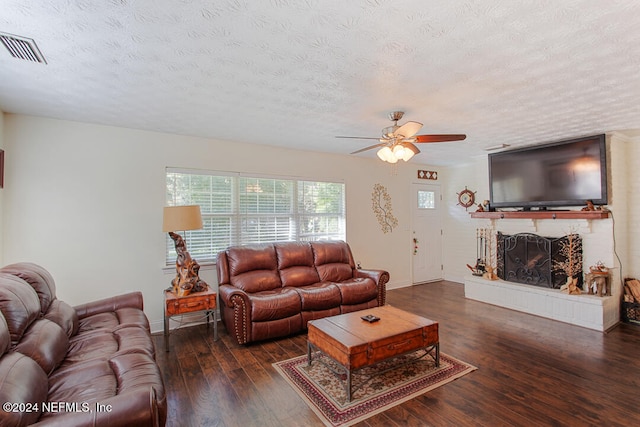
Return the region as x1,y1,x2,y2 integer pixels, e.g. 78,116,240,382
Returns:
411,183,442,284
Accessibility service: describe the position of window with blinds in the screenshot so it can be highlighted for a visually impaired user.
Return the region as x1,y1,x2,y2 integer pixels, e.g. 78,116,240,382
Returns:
165,169,346,265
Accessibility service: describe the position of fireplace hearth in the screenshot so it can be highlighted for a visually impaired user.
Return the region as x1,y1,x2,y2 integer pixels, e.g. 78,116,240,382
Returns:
496,232,582,289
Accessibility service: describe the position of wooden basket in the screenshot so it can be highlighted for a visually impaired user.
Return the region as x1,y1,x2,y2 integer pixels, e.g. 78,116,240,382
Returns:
623,278,640,325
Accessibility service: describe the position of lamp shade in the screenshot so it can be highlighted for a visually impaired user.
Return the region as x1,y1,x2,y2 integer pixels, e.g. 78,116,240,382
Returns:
162,205,203,232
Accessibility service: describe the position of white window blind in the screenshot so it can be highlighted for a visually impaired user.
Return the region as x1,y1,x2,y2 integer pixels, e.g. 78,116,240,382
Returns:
165,169,345,265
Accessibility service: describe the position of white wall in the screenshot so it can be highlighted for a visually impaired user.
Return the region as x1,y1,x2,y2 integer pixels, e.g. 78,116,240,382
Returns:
2,114,441,332
627,140,640,279
0,111,4,265
440,155,489,283
440,133,640,289
610,132,640,280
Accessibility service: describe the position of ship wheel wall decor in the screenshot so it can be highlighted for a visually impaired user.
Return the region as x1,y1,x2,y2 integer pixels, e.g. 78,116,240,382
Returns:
457,187,476,210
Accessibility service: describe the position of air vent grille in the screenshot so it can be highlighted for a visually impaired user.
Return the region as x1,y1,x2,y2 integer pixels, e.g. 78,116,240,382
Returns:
0,32,47,64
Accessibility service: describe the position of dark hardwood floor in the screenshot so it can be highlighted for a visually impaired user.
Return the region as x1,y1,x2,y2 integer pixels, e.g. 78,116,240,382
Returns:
153,281,640,427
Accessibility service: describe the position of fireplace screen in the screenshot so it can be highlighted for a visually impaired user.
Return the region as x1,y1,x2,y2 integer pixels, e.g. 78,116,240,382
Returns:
496,232,582,289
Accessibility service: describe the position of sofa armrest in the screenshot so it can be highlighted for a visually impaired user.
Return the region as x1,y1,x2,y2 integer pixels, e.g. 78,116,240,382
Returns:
355,269,389,306
74,292,144,320
31,387,160,427
218,284,252,345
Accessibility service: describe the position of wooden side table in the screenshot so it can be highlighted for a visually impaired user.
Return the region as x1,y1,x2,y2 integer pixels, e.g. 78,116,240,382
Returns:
163,285,218,352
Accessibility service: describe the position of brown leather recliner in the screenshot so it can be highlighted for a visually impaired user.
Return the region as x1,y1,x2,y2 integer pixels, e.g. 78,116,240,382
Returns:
0,262,166,427
217,241,389,345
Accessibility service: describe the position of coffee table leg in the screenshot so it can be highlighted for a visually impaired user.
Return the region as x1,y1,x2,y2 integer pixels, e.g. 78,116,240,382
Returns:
346,369,352,402
213,310,218,341
435,343,440,367
164,313,170,352
307,342,312,366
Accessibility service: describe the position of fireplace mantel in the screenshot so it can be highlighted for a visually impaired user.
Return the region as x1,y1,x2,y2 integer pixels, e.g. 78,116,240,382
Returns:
470,211,610,220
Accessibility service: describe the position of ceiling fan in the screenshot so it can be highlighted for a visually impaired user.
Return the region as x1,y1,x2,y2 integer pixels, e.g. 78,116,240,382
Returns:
337,111,466,163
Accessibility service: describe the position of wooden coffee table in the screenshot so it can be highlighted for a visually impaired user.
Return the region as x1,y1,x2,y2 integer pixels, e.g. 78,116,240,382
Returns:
307,305,439,401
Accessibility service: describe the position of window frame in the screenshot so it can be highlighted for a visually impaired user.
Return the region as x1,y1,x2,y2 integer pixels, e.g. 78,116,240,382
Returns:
165,168,346,265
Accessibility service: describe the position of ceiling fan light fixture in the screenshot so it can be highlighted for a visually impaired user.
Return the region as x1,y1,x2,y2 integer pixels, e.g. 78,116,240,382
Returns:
379,146,398,163
339,111,464,163
377,146,394,162
393,144,406,159
402,146,417,161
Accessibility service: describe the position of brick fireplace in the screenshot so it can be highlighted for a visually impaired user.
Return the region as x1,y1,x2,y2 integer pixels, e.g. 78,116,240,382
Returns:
464,214,620,331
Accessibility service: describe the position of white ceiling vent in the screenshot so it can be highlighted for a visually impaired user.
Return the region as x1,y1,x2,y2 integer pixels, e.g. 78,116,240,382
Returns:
0,32,47,64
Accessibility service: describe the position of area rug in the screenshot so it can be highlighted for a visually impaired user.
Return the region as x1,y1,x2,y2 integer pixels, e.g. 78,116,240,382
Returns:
273,350,476,427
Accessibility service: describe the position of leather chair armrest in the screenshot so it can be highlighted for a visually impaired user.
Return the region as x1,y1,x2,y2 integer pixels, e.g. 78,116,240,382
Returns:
74,292,144,320
30,387,160,427
218,285,250,307
218,284,252,344
355,269,389,306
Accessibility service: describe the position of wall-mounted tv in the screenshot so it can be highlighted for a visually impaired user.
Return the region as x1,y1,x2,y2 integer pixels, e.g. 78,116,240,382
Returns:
489,134,607,210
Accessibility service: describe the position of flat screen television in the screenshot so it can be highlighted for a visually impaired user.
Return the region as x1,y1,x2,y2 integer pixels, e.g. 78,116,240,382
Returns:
489,134,607,210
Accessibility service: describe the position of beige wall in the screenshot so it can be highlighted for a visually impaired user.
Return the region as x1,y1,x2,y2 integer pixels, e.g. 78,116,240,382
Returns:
3,114,638,332
2,114,441,331
0,111,4,265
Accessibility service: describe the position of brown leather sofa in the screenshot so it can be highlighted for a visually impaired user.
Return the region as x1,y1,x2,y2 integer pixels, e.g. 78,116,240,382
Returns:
0,262,166,427
216,241,389,345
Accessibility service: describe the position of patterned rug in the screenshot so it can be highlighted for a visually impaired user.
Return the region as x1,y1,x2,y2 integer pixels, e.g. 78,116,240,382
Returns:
273,350,476,427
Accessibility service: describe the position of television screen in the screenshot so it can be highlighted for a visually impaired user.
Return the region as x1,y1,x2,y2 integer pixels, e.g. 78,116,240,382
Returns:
489,134,607,209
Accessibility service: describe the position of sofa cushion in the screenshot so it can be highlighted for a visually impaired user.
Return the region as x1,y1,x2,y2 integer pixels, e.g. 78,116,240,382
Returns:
57,326,156,371
0,312,9,355
45,299,79,337
0,273,41,346
47,359,118,407
61,332,118,367
295,282,342,311
77,307,150,334
276,242,321,287
311,241,355,282
0,262,57,316
333,277,378,305
276,242,314,269
0,352,48,426
109,352,166,407
14,318,68,375
227,245,282,292
250,288,301,322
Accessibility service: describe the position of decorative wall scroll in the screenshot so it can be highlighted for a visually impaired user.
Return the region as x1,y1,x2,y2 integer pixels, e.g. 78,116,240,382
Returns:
372,183,398,233
417,170,437,180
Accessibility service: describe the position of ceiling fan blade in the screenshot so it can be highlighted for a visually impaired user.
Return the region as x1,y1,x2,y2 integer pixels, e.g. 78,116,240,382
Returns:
415,134,467,143
394,121,423,138
336,136,382,140
350,142,386,154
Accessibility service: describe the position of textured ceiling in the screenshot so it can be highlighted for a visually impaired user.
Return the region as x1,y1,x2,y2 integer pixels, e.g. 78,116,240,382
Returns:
1,0,639,165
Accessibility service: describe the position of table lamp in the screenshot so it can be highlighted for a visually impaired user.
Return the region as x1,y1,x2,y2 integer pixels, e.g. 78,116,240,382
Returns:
162,205,207,296
162,205,203,236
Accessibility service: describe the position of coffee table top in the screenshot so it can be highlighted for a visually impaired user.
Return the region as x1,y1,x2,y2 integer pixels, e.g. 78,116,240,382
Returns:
308,305,437,350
